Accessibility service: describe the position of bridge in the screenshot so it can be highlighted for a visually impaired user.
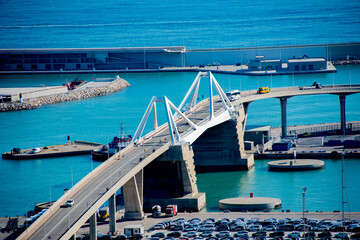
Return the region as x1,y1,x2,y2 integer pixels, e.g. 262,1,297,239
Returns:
18,72,360,240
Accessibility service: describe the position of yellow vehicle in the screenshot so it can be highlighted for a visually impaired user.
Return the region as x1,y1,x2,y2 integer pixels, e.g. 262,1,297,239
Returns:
97,206,109,221
258,87,269,94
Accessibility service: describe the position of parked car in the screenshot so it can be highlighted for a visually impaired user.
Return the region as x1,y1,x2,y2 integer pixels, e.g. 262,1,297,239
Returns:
318,231,332,238
269,230,285,237
183,231,197,238
262,225,277,231
334,232,350,240
170,225,183,231
233,232,249,239
350,233,360,239
167,231,181,238
231,224,246,231
302,231,316,238
183,225,197,232
313,225,329,231
217,224,230,231
294,224,312,231
151,232,165,238
347,224,360,232
287,232,300,238
247,224,262,231
252,230,267,237
277,224,294,231
216,231,231,238
199,231,213,238
197,225,215,232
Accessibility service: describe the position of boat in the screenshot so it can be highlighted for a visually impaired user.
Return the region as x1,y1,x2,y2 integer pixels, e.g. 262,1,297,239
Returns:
91,124,132,161
66,78,86,90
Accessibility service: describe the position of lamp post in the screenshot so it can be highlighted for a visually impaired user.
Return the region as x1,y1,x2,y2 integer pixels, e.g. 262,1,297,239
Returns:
302,187,307,235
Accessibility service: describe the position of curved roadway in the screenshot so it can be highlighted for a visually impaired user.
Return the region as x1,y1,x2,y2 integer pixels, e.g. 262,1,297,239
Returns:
19,84,360,240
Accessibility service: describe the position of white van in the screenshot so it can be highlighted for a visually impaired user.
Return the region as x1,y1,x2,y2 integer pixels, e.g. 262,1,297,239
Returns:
226,90,241,101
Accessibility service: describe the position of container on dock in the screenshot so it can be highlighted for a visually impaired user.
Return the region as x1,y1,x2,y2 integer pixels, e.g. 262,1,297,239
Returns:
344,140,360,148
272,142,291,151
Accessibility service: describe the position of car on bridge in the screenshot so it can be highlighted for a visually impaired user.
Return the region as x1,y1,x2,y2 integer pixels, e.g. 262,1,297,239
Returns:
258,87,269,94
226,90,241,101
65,199,74,207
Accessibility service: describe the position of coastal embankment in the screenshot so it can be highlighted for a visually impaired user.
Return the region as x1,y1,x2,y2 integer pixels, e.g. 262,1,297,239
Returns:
0,77,130,112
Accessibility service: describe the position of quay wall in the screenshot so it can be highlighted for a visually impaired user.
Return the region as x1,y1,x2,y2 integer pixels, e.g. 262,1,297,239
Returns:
0,78,130,112
1,42,359,72
10,86,68,102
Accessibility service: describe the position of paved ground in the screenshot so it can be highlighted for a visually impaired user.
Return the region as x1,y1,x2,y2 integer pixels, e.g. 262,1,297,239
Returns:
74,211,360,237
1,211,359,239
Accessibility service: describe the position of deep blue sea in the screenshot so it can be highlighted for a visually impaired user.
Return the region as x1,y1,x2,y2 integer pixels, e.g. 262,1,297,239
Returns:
0,0,360,49
1,0,360,217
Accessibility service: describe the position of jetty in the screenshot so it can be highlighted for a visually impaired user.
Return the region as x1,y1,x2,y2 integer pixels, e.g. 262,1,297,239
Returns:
0,76,130,112
2,141,102,160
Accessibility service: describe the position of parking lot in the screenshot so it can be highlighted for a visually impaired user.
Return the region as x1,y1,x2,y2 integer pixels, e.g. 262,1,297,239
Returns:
74,211,360,239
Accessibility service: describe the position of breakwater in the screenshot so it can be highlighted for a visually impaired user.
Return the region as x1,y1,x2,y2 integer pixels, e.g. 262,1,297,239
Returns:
0,78,130,112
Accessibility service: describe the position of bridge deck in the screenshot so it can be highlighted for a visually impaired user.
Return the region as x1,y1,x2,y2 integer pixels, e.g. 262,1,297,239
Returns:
27,97,225,240
22,84,360,240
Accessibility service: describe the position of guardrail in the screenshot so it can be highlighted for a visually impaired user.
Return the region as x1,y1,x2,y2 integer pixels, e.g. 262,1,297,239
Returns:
287,122,360,135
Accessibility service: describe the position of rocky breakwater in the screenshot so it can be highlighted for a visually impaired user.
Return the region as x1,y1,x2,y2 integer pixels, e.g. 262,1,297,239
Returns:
0,78,130,112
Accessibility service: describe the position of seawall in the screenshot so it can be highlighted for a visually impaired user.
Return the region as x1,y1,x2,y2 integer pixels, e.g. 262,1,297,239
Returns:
0,78,130,112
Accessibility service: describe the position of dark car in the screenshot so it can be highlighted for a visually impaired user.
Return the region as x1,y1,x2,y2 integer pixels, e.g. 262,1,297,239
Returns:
170,225,184,231
318,231,332,238
277,224,294,231
217,225,230,231
351,233,360,239
151,232,165,238
302,231,316,238
252,230,267,237
167,231,181,238
269,231,285,237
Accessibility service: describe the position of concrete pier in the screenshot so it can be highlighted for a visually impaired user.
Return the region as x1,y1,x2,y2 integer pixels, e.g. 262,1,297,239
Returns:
123,172,145,220
219,197,282,211
143,144,206,212
89,213,97,240
268,159,325,171
280,97,288,138
109,194,116,234
191,103,254,172
340,94,346,136
1,141,102,160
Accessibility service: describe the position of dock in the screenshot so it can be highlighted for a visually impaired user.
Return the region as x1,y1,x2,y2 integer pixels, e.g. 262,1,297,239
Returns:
2,141,102,160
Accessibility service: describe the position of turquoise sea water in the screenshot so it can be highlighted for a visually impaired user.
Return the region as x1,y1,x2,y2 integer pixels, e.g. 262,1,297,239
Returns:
0,65,360,216
0,0,360,49
1,0,360,217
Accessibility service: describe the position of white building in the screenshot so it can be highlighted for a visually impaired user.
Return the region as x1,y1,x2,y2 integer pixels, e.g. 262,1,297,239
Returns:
248,56,282,71
287,57,326,71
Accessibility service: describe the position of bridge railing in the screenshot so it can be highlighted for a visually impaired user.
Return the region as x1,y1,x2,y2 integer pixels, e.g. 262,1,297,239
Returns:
17,143,132,240
287,122,360,135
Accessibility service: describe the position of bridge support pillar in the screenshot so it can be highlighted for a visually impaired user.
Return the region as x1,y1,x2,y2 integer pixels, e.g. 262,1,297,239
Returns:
280,97,288,138
69,234,76,240
109,193,116,234
143,144,206,212
340,94,346,136
191,103,254,171
123,170,144,220
89,213,97,240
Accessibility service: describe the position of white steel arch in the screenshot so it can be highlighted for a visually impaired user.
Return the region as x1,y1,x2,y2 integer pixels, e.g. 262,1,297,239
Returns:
132,71,235,145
